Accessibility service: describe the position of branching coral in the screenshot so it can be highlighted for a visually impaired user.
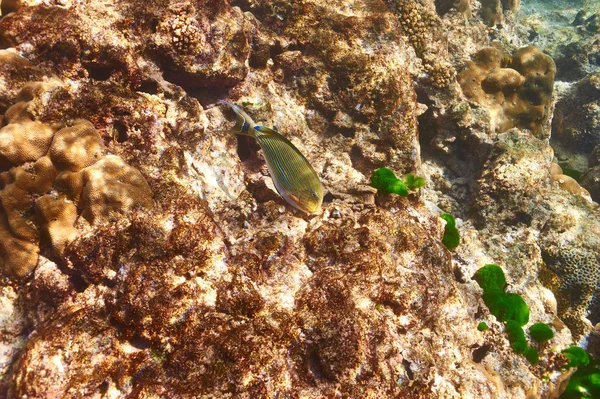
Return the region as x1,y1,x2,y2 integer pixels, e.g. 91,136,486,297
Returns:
458,46,556,138
0,85,153,278
393,0,456,87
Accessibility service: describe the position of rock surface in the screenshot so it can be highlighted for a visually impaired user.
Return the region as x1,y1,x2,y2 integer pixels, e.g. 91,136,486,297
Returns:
0,0,598,398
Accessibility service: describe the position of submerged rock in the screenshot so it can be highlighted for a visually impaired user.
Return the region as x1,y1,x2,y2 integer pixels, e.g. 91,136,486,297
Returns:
0,0,598,398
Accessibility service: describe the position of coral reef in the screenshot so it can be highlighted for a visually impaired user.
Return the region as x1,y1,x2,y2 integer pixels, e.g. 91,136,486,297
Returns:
0,85,153,278
480,0,520,26
0,0,599,397
0,50,47,111
553,73,600,153
458,45,556,138
580,166,600,202
550,162,592,200
392,0,457,87
472,130,554,224
541,246,600,340
435,0,471,17
433,0,520,26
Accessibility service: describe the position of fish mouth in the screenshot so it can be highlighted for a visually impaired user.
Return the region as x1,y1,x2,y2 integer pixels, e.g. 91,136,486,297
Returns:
304,202,322,215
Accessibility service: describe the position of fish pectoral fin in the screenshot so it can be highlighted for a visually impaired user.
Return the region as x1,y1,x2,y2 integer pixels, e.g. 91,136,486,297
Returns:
286,192,301,204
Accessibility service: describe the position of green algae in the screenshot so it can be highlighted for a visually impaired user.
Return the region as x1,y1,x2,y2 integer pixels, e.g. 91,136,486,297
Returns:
474,264,538,364
505,320,527,354
474,264,507,293
440,213,460,250
404,173,426,190
370,168,427,197
529,323,554,343
561,350,600,399
563,346,591,368
371,168,409,196
475,265,529,325
524,347,539,366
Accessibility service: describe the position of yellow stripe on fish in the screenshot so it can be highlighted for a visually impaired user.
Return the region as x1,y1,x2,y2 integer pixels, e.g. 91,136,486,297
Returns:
220,100,323,214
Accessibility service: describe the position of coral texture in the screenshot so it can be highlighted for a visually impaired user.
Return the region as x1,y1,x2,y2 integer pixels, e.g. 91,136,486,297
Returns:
0,0,598,398
480,0,520,26
0,84,153,278
393,0,457,87
553,73,600,153
458,45,556,139
550,162,592,200
542,246,600,340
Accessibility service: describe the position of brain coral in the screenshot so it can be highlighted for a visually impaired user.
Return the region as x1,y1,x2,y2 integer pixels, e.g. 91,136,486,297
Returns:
0,91,153,278
541,246,600,340
458,45,556,138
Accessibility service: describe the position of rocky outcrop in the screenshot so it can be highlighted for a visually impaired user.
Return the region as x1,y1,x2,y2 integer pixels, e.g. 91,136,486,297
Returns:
0,1,597,398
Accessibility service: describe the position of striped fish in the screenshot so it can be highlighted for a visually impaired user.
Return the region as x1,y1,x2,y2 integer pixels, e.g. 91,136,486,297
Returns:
219,100,323,214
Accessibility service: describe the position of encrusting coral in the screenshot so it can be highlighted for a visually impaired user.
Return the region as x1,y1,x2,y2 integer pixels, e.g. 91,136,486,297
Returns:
458,45,556,138
541,246,600,340
553,73,600,153
0,86,153,278
549,162,592,201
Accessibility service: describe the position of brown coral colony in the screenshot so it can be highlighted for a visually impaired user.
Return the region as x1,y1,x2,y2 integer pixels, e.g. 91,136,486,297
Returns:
458,45,556,138
0,85,153,278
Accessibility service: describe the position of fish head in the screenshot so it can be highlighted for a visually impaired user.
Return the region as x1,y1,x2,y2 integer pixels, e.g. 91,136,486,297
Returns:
287,183,323,215
305,187,323,214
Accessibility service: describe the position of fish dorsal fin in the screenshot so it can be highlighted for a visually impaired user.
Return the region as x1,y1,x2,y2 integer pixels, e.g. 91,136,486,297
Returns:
252,125,280,137
253,125,294,144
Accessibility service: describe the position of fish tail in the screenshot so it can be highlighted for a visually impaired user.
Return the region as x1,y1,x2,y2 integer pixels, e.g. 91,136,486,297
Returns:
219,100,256,137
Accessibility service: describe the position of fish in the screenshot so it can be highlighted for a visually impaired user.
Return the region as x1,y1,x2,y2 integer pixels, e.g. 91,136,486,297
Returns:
219,100,323,214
